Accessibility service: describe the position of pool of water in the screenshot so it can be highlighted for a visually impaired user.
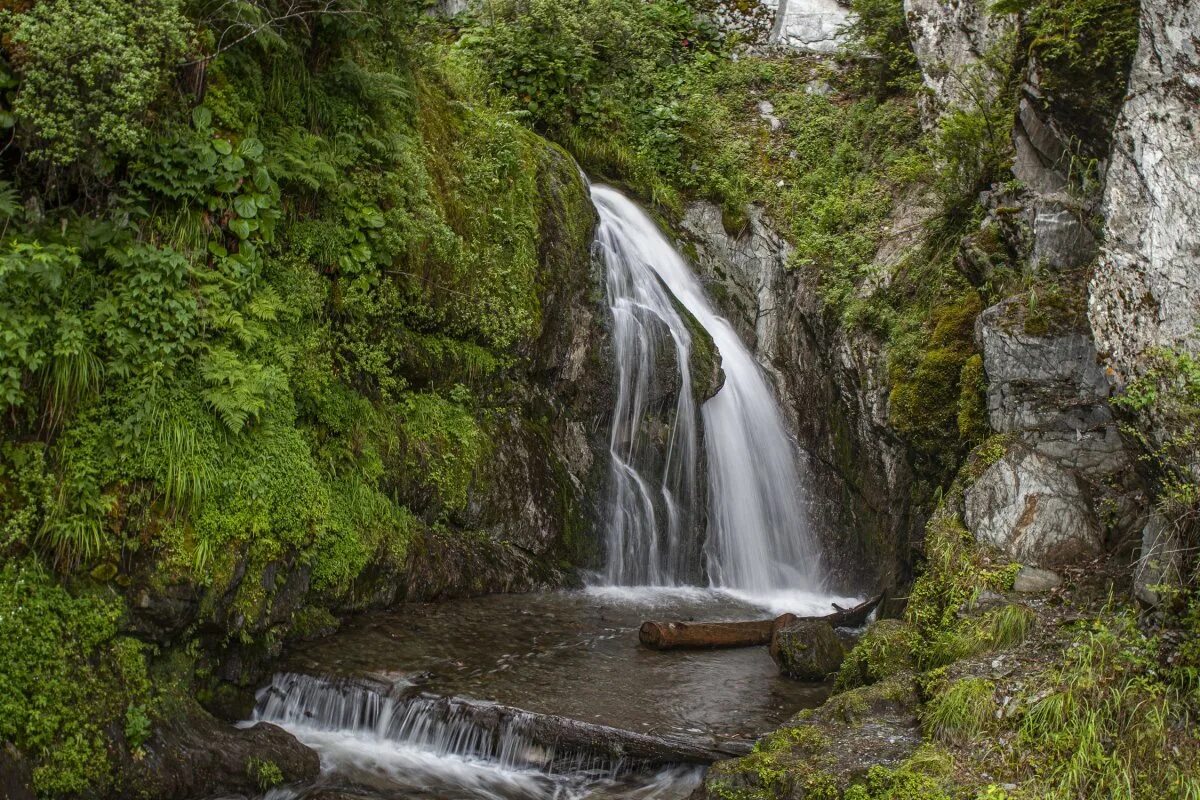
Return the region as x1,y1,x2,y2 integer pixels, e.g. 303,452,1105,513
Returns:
244,587,855,799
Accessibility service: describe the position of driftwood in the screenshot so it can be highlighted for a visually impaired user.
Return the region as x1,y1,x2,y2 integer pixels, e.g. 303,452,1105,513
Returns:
639,593,884,651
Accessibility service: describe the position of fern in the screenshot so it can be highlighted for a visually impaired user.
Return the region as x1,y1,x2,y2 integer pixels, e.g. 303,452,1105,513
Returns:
200,346,285,432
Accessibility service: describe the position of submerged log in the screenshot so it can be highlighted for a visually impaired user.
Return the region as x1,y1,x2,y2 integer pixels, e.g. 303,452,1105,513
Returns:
639,593,883,651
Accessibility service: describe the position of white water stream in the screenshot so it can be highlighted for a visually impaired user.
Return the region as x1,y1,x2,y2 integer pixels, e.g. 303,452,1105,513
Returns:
593,185,827,613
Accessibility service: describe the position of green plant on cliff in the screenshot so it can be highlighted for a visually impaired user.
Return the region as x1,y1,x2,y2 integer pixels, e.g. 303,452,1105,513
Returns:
993,0,1139,161
0,0,602,789
0,560,153,796
1114,348,1200,525
1,0,192,166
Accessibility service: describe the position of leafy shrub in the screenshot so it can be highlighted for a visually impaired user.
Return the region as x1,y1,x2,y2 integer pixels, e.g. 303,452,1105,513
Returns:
3,0,191,165
0,560,150,795
841,0,922,95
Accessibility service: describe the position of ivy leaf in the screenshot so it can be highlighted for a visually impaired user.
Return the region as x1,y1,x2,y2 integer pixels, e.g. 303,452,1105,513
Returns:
233,195,257,219
192,106,213,130
228,218,252,240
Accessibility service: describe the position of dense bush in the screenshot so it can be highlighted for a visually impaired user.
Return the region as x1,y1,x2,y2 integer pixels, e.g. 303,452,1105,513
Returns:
2,0,192,166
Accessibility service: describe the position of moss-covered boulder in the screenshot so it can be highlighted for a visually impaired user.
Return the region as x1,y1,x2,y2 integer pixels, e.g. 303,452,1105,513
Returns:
772,620,845,681
697,674,922,800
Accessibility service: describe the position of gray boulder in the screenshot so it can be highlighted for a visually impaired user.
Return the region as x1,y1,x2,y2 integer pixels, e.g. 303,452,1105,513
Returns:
1013,566,1062,593
964,445,1101,567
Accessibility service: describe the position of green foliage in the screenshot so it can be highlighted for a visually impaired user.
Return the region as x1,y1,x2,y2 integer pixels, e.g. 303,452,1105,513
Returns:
924,677,997,744
397,390,486,516
3,0,191,165
0,560,151,796
246,756,284,790
1015,613,1200,798
905,508,1021,667
841,0,922,95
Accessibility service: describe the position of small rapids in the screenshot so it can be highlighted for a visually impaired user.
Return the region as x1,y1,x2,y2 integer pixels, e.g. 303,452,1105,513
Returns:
243,672,704,800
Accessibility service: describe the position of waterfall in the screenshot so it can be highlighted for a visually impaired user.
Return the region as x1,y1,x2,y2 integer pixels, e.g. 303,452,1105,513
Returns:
593,185,823,601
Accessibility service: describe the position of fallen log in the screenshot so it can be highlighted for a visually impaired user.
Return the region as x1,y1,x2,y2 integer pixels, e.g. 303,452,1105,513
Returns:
639,593,883,651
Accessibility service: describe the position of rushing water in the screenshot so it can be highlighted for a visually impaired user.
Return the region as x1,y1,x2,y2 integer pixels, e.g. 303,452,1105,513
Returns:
593,185,823,602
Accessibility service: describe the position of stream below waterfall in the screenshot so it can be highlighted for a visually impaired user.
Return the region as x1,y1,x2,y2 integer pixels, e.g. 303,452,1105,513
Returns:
234,590,845,800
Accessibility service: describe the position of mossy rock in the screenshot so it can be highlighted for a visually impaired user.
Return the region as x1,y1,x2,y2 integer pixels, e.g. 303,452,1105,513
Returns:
772,620,845,681
698,674,922,800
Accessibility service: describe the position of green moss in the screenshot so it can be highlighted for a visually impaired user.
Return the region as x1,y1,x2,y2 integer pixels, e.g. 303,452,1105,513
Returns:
0,560,152,796
843,746,955,800
708,737,840,800
397,390,486,517
888,291,984,480
957,354,989,442
835,619,918,691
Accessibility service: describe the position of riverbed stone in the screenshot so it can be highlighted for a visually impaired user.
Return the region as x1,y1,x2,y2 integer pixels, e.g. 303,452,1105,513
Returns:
772,620,845,681
1013,566,1062,593
964,445,1101,567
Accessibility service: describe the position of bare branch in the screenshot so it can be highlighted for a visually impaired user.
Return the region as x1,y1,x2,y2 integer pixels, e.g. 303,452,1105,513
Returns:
183,0,370,67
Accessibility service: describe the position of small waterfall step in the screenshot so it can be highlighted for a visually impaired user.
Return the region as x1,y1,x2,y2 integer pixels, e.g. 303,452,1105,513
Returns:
249,672,748,775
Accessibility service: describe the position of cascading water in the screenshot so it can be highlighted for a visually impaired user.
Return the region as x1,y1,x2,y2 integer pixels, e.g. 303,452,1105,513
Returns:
246,672,703,800
594,185,823,606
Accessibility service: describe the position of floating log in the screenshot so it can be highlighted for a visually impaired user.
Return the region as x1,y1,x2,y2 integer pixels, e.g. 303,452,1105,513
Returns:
639,593,884,651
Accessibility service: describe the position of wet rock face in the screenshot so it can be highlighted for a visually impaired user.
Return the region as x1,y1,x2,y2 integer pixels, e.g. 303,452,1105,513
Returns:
0,744,33,800
1090,0,1200,380
772,620,846,680
965,444,1102,567
680,202,917,592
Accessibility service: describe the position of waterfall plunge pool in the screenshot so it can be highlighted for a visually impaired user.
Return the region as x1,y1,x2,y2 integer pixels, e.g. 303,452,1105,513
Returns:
235,588,860,800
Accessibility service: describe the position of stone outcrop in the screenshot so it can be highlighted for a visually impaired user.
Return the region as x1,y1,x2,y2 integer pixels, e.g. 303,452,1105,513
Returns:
122,703,319,799
1090,0,1200,381
697,674,921,798
762,0,852,53
968,270,1138,568
903,0,1015,113
964,443,1102,566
